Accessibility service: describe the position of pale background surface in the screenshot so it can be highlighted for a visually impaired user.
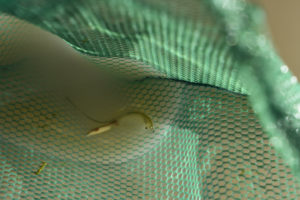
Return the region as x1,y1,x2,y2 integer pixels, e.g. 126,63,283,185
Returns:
254,0,300,78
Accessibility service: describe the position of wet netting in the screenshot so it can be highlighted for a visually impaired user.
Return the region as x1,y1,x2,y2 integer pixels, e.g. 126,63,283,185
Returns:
1,0,300,199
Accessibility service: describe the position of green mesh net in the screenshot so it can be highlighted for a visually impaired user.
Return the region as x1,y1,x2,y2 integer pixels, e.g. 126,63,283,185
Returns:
1,0,300,199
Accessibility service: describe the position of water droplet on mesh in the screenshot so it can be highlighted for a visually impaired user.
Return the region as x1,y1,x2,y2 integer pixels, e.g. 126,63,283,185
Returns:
291,76,298,84
280,65,289,73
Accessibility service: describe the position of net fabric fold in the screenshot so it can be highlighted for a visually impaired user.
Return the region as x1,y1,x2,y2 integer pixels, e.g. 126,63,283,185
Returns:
1,0,300,199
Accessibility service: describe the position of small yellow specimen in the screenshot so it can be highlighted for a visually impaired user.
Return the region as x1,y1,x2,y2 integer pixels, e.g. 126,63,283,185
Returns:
86,112,153,137
86,122,115,137
34,161,47,175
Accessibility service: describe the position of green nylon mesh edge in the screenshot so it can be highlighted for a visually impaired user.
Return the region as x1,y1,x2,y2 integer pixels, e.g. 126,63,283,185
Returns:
1,0,300,199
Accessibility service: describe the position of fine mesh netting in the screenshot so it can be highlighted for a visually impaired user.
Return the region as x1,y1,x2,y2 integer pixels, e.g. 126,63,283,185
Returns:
1,0,300,199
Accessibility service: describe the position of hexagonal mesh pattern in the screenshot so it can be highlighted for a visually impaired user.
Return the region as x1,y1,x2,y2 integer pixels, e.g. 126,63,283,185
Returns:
1,62,300,199
1,0,300,199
